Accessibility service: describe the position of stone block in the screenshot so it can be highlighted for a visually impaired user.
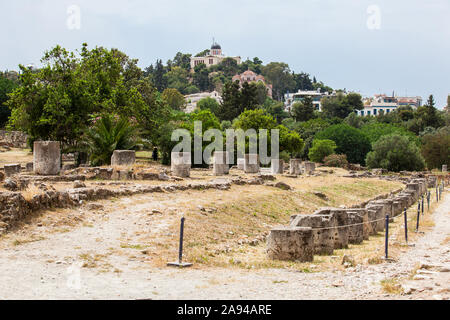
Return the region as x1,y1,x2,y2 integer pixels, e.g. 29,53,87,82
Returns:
171,152,191,178
237,158,245,170
33,141,61,175
213,151,230,176
267,226,314,262
304,161,316,175
289,159,301,175
111,150,136,166
270,159,284,174
313,208,349,249
290,214,335,255
25,162,34,172
244,154,259,173
4,164,21,177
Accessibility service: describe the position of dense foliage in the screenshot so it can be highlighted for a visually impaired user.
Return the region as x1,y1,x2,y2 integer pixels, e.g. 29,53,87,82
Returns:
2,43,448,171
365,134,425,172
315,124,371,165
308,139,337,162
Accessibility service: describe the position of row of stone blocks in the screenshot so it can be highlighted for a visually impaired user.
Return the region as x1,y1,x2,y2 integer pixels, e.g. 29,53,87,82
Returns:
267,178,427,262
4,141,137,177
170,152,316,177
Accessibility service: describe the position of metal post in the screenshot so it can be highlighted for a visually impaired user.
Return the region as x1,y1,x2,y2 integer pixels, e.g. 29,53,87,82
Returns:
403,207,408,243
416,204,420,232
436,186,439,202
427,191,430,211
421,195,424,215
167,216,192,267
178,217,185,263
385,214,389,259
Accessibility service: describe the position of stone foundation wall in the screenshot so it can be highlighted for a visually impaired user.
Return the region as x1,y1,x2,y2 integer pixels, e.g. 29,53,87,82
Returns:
267,177,428,261
0,130,28,148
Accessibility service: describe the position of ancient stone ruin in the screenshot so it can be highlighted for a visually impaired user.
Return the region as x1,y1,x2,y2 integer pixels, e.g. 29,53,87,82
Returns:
303,161,316,175
33,141,61,175
212,151,229,176
244,154,259,173
289,159,301,175
267,178,428,262
237,158,245,170
171,152,191,178
4,164,21,177
271,159,284,174
111,150,136,166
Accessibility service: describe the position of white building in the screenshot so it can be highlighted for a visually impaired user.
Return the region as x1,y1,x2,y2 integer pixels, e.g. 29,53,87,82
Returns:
190,41,241,70
358,94,422,116
184,91,222,113
284,89,336,112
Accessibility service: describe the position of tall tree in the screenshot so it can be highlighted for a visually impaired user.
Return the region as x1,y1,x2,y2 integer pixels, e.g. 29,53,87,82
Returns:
291,96,315,122
0,74,18,128
153,59,167,92
261,62,295,101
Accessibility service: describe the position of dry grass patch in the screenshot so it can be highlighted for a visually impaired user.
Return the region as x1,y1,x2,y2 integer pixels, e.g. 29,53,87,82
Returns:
380,278,403,294
21,184,44,201
138,177,403,269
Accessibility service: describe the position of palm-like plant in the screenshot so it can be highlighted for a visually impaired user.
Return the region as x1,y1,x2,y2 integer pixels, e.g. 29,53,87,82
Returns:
84,115,139,166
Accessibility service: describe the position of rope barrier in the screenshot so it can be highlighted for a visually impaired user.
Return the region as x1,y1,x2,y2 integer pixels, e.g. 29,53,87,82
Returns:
304,191,431,231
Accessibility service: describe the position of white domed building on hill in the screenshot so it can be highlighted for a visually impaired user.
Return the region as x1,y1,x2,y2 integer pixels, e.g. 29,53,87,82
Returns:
190,41,241,70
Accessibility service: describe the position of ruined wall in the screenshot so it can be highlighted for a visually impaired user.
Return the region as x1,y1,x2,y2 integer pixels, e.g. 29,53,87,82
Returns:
267,178,428,261
0,130,28,148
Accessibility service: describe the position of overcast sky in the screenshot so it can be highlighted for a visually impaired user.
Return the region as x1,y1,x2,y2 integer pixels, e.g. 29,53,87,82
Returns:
1,0,449,108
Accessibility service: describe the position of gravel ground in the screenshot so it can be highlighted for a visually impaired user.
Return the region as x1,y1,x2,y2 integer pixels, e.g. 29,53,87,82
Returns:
0,189,448,300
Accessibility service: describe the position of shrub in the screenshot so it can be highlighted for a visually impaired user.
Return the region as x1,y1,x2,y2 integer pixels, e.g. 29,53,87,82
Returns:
420,126,450,169
315,124,371,165
84,115,139,166
360,122,419,145
323,154,348,168
365,134,425,172
308,139,337,162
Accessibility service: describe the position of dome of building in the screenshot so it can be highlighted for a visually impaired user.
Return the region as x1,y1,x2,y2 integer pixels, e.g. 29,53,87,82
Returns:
211,42,221,50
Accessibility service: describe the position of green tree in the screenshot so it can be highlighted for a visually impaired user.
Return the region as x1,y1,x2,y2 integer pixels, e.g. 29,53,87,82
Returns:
315,124,371,164
261,62,295,101
292,72,314,91
360,122,419,145
83,115,139,166
420,126,450,169
193,63,211,92
197,97,220,116
164,66,189,93
321,92,363,119
0,74,18,128
291,96,315,122
7,44,167,151
413,94,444,131
308,139,337,162
153,59,167,92
365,134,425,172
262,99,289,124
161,88,186,111
217,81,258,121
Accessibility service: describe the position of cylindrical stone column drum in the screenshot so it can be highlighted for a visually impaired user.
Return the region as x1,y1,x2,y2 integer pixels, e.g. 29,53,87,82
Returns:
271,159,284,174
289,159,301,175
171,152,191,178
33,141,61,175
213,151,229,175
244,154,259,173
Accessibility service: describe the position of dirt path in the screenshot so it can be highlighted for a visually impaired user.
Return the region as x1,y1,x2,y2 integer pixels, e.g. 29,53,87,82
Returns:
0,190,448,300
